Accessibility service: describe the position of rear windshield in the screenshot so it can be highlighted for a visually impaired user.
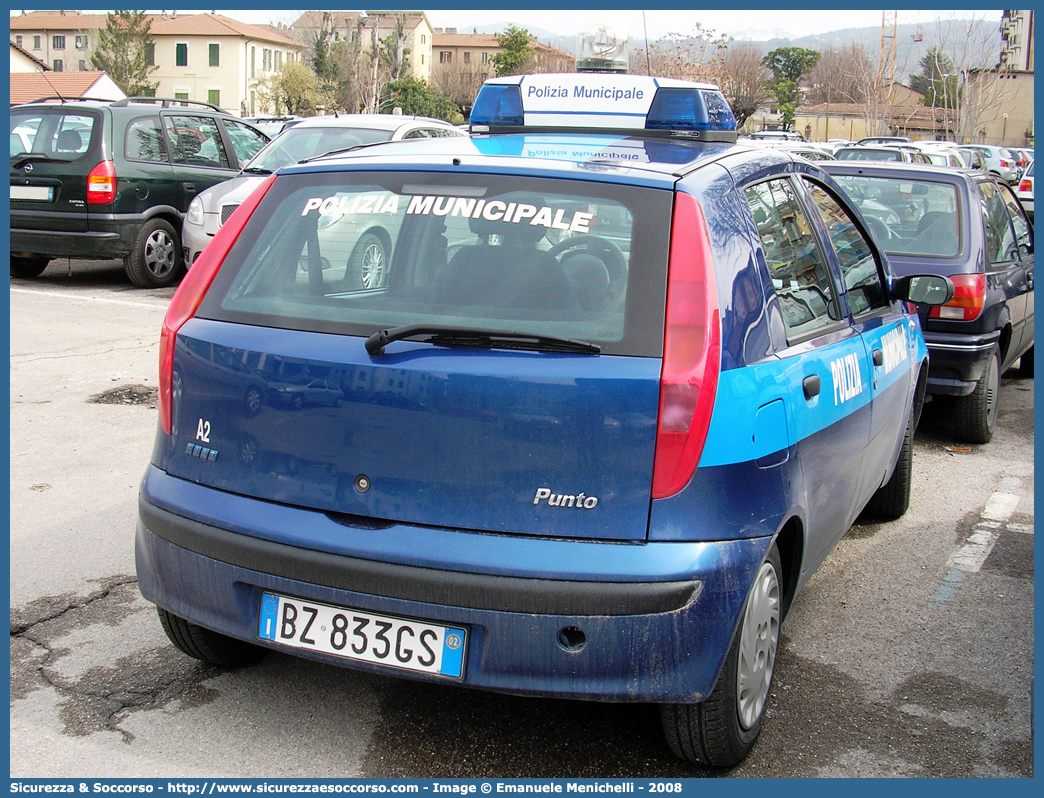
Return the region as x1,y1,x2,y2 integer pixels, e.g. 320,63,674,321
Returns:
197,170,673,357
247,127,398,173
836,148,902,162
833,175,962,258
10,108,99,160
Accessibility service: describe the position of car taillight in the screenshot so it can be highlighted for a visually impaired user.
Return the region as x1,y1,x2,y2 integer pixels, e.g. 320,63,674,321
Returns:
1019,178,1032,192
929,273,986,322
1000,159,1012,168
86,160,116,204
651,192,721,499
158,174,276,434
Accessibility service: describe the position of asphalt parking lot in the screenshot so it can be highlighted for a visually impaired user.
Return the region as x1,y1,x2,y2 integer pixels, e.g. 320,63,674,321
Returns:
9,262,1035,778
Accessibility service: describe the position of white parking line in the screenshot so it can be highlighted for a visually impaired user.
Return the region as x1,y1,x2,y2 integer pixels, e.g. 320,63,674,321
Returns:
982,492,1020,522
9,287,168,311
946,491,1019,573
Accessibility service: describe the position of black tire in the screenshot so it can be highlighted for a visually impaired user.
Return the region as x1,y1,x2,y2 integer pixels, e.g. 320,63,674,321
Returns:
864,403,914,519
954,348,1000,443
126,218,184,288
157,607,265,667
11,256,49,279
1019,345,1034,378
346,232,388,290
661,544,782,767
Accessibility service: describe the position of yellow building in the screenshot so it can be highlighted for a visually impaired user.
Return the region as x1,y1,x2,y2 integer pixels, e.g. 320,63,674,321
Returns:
9,11,303,116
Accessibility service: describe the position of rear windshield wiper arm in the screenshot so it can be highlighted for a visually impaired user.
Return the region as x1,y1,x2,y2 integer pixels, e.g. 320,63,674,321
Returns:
11,154,58,169
239,166,273,175
365,324,600,356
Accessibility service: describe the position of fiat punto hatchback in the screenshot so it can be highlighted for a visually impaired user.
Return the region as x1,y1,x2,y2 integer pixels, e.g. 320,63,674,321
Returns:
136,75,951,767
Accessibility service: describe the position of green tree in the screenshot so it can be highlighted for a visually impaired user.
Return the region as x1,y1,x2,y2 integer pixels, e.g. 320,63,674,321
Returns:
257,61,322,115
491,25,535,77
762,47,819,130
909,47,960,109
89,11,158,96
379,75,463,124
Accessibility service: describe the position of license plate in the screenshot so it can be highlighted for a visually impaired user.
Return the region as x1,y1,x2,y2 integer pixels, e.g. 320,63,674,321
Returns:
11,185,54,202
258,592,468,679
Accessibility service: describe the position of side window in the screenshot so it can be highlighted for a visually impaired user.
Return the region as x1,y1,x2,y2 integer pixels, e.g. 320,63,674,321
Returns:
125,117,168,162
163,115,230,169
402,128,431,139
980,181,1017,264
223,119,268,166
805,181,887,316
998,182,1032,255
745,178,840,342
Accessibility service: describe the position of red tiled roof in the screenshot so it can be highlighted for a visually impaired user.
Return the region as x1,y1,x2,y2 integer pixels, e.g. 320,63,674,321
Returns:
10,71,114,105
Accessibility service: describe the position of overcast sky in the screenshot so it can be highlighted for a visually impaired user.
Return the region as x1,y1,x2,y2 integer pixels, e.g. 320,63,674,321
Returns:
18,8,1002,43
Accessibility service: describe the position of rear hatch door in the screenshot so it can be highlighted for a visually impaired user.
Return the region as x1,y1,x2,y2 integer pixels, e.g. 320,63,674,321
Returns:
10,106,103,233
161,168,674,541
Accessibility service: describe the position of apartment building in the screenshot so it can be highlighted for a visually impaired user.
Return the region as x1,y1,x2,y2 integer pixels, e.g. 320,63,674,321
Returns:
9,11,303,115
291,11,435,83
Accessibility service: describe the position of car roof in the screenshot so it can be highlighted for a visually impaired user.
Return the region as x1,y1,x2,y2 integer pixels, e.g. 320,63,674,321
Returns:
279,132,782,186
290,114,457,132
821,159,979,183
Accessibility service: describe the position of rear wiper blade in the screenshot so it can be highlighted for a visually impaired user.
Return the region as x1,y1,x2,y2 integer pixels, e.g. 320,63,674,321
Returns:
239,166,272,175
365,324,600,356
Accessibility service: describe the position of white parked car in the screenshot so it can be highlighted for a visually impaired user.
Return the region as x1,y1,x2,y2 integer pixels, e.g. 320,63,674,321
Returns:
183,114,465,279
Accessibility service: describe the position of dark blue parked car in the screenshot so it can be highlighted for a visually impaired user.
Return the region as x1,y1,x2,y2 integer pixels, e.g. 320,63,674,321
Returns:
823,161,1034,442
136,75,950,766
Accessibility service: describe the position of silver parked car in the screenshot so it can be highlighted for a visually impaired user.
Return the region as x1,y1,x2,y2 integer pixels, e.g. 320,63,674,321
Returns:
183,114,465,281
962,144,1019,184
1016,160,1034,223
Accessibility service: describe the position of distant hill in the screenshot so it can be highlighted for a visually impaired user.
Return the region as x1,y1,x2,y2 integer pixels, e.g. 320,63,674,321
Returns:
456,20,1002,80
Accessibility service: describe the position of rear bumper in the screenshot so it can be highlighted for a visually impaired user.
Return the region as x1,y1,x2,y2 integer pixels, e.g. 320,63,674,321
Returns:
923,329,1000,396
136,466,772,702
10,227,127,260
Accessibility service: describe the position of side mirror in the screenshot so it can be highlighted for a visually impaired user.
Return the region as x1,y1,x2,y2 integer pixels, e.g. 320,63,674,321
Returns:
892,274,954,306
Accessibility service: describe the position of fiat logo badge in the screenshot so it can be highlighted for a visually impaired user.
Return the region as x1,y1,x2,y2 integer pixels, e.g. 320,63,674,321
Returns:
24,163,32,173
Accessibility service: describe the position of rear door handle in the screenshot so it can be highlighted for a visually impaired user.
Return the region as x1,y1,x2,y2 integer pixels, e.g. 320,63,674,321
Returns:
872,348,884,367
183,183,196,194
802,375,821,400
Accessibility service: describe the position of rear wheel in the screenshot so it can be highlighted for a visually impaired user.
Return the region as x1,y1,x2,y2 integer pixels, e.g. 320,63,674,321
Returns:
954,348,1000,443
661,544,782,767
864,403,914,519
11,256,49,279
346,232,388,290
157,607,265,667
126,219,183,288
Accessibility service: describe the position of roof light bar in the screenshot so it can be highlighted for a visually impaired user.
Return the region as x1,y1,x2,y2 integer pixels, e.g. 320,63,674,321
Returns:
469,74,737,141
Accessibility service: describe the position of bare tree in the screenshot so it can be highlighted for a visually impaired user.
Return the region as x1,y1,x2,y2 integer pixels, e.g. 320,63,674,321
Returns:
430,59,488,113
720,42,770,128
805,44,869,105
923,12,1018,142
631,24,731,85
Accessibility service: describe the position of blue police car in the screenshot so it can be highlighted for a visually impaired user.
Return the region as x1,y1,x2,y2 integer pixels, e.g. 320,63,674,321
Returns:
136,74,952,767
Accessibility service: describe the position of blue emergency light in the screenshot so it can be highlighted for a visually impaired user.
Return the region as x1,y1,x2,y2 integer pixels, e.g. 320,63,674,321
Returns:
469,74,737,142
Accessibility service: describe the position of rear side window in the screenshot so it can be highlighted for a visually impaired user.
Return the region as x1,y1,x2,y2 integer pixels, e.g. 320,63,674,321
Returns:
196,171,673,357
163,114,230,169
980,181,1017,264
805,181,887,317
10,110,96,161
125,117,168,162
745,178,839,342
